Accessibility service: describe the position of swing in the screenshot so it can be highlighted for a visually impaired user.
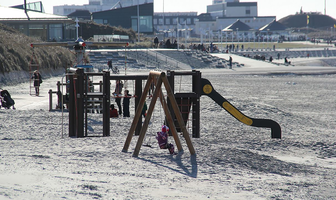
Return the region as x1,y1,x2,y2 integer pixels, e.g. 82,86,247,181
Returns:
123,71,195,157
143,80,164,148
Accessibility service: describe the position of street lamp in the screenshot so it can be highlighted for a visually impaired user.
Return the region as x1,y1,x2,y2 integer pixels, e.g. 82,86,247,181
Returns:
162,0,165,40
231,30,234,44
267,29,270,50
137,0,139,43
236,28,239,44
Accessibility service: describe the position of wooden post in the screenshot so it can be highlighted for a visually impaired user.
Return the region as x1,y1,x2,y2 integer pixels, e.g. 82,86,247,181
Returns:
192,70,201,138
135,78,142,136
69,74,76,137
76,68,84,138
103,71,110,137
57,81,62,109
166,70,175,135
48,89,53,111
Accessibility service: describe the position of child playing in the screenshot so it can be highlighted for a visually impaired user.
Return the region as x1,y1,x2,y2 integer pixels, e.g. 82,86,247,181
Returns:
156,125,175,155
110,104,118,118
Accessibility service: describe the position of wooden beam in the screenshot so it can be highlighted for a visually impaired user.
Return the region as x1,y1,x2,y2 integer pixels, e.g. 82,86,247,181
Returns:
133,77,163,157
122,74,153,152
161,74,196,155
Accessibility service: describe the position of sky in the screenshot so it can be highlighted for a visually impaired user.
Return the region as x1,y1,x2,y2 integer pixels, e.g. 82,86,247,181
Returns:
1,0,336,20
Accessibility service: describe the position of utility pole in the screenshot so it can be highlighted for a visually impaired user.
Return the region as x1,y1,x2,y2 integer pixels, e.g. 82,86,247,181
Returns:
137,0,140,43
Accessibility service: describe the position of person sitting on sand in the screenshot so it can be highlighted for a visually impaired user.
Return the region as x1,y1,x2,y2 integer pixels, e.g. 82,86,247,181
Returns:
110,104,118,118
284,57,291,65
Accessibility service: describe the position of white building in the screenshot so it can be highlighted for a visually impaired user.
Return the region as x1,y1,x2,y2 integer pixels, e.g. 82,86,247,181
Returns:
207,0,257,18
53,0,152,16
195,0,275,35
154,12,198,34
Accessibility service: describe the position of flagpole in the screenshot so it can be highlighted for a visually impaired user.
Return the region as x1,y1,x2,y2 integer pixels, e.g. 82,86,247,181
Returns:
306,15,309,42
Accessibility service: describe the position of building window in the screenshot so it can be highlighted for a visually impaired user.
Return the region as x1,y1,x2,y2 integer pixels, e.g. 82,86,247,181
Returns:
49,24,63,41
166,18,170,25
158,18,163,25
94,19,103,24
154,18,157,25
246,10,251,15
179,18,184,24
172,18,177,25
187,18,191,25
131,16,153,32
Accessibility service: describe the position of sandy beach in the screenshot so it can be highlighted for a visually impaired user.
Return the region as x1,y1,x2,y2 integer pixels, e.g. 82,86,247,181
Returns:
1,51,336,199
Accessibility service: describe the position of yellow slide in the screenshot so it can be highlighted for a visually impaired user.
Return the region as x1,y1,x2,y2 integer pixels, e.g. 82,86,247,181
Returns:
201,78,281,139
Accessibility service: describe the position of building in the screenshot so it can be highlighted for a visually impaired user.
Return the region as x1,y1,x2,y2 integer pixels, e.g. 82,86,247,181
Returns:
207,0,257,18
91,3,154,34
154,12,198,35
0,2,75,41
53,0,152,16
195,0,275,35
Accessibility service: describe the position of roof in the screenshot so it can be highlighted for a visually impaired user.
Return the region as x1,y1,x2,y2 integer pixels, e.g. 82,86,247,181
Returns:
222,19,253,31
227,2,257,7
68,9,91,20
259,19,288,31
0,6,70,21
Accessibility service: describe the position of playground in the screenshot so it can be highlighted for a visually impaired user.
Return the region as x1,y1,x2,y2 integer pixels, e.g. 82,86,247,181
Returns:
1,67,336,199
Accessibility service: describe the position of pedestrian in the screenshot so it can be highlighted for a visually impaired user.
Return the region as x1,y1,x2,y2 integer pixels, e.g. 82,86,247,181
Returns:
110,104,118,118
31,70,42,96
154,37,159,48
108,60,112,71
113,80,123,115
88,77,94,92
123,90,131,117
229,56,233,68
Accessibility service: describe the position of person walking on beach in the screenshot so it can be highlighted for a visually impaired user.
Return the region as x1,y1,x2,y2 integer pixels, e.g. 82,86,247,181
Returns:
154,37,159,48
113,80,123,115
31,70,42,96
108,59,112,71
229,56,233,68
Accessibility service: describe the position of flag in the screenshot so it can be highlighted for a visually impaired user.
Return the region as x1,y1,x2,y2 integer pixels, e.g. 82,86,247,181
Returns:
307,15,310,25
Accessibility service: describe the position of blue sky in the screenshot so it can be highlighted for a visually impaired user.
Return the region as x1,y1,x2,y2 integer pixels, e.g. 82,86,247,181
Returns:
1,0,335,20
